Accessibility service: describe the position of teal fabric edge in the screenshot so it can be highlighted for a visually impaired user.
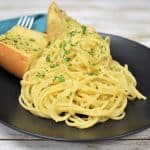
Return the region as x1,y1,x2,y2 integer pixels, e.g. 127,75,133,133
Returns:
0,13,47,34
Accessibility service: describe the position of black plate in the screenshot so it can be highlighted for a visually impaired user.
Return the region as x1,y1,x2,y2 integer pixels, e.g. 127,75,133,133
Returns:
0,33,150,141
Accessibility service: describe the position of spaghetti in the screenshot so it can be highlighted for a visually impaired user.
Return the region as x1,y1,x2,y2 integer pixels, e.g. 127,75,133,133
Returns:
19,25,146,129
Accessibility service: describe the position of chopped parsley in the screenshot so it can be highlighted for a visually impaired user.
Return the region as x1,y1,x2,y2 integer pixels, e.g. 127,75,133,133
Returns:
64,57,71,62
57,75,65,82
99,45,105,54
13,39,18,43
60,40,67,49
36,72,45,78
32,103,35,108
29,38,35,42
61,49,71,58
71,42,79,46
88,49,94,56
47,42,51,47
53,75,65,82
81,25,87,34
60,40,71,58
88,72,95,76
66,18,71,22
66,92,72,99
95,85,99,89
88,61,95,66
46,55,51,62
33,48,38,51
69,31,76,37
64,49,70,55
50,64,59,68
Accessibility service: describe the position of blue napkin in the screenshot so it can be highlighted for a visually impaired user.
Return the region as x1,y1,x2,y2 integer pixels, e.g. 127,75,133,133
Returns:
0,14,47,34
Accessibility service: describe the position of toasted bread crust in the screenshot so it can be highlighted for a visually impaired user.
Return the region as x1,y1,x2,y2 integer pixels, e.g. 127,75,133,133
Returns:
0,42,28,78
47,2,63,42
47,2,80,42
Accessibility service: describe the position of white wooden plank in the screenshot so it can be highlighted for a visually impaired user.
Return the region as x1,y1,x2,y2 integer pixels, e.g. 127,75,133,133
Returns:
0,124,36,139
0,123,150,140
0,0,149,47
0,1,150,149
0,140,150,150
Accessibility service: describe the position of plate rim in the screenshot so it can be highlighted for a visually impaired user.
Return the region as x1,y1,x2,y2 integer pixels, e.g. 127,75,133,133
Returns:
1,119,150,142
0,15,150,142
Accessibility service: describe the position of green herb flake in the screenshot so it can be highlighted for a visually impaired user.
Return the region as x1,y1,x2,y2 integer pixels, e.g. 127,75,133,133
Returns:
64,49,70,55
69,31,76,37
71,43,75,46
60,40,67,49
54,75,65,82
33,48,38,51
66,92,72,99
71,41,79,46
53,76,57,82
46,55,51,62
69,92,72,96
64,57,71,62
13,39,18,43
50,64,59,68
32,103,35,108
29,38,35,42
66,18,71,22
88,72,94,76
25,42,29,46
57,75,65,82
99,45,105,54
36,72,45,78
88,49,94,56
47,42,51,47
88,60,95,66
81,25,87,34
95,85,99,89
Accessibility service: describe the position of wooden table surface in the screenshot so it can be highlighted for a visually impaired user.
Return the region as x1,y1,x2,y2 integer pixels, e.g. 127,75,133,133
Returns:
0,0,150,149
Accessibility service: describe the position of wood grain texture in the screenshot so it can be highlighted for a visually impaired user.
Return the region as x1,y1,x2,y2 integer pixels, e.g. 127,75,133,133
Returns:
1,124,150,140
0,140,150,150
0,0,150,149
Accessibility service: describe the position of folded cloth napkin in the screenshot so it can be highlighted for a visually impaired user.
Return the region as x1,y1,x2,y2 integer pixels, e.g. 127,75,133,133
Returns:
0,14,47,34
